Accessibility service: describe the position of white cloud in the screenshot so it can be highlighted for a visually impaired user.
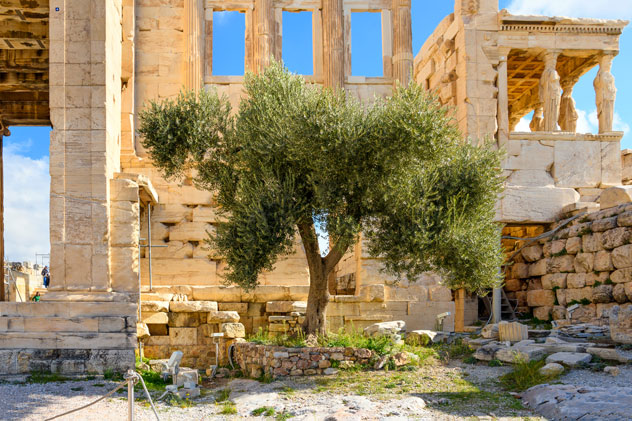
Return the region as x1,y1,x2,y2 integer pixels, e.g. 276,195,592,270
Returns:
505,0,632,20
514,117,531,132
3,141,50,263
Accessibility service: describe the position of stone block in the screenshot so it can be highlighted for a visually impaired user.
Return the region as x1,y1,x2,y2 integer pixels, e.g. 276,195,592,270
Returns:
602,228,631,249
565,237,582,254
611,268,632,284
169,328,197,345
505,279,523,292
169,222,214,242
592,285,613,304
545,352,592,367
141,301,170,312
552,306,567,320
505,140,553,170
556,289,567,307
573,253,594,273
533,306,552,320
169,301,218,313
541,274,567,290
551,240,566,255
553,141,601,188
191,286,241,302
218,303,248,313
613,284,628,303
527,290,555,307
618,211,632,227
612,245,632,269
207,311,240,324
168,312,201,327
549,255,574,273
522,245,543,262
407,301,455,332
141,312,169,324
594,251,614,272
567,273,587,289
498,186,580,223
221,323,245,338
529,260,548,277
583,233,604,253
512,262,529,279
358,284,386,302
610,305,632,343
428,285,453,302
566,287,593,303
600,186,632,209
496,345,547,364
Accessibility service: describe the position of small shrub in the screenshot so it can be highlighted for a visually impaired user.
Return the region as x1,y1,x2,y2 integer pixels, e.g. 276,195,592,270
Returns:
257,372,274,384
434,338,474,362
593,281,602,287
605,278,614,285
580,298,591,305
488,359,503,367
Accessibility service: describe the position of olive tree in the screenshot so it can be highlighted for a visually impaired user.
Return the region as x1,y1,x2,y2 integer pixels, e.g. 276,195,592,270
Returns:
138,62,504,335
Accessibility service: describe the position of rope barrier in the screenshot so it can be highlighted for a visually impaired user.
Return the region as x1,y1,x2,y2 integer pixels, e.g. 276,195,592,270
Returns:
43,370,161,421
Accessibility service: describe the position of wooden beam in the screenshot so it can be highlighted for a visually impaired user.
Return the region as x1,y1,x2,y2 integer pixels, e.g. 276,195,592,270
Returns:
455,288,465,333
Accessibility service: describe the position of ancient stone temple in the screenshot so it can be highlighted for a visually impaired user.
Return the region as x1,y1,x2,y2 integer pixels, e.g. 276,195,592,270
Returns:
0,0,628,373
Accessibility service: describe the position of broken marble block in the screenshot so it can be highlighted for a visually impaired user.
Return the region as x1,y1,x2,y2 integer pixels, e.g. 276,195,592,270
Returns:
498,321,528,342
545,352,592,367
174,367,199,386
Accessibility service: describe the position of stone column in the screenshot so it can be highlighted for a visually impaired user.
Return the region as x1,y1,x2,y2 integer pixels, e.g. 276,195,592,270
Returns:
322,0,344,89
496,50,509,145
204,7,213,79
391,0,413,86
48,0,123,294
254,0,275,73
184,0,203,92
594,54,617,134
558,77,578,133
539,51,561,132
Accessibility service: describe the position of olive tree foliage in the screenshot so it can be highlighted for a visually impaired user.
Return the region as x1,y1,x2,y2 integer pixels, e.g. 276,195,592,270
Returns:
138,61,504,334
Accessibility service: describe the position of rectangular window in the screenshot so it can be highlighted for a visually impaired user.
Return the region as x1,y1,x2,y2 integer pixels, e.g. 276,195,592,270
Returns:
351,12,383,77
212,11,246,76
282,11,313,75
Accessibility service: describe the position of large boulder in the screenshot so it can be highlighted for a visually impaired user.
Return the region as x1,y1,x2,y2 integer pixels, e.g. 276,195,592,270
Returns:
364,321,405,337
610,305,632,344
406,330,448,346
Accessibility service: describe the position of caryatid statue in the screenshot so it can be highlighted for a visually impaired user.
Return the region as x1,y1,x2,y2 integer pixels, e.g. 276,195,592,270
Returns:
530,106,544,132
539,52,562,132
558,77,579,132
594,54,617,134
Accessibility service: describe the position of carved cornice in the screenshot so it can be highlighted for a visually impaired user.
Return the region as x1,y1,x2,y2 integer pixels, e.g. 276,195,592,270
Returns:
501,24,624,35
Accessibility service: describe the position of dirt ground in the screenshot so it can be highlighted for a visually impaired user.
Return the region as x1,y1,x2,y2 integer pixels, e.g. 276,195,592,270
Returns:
0,361,550,421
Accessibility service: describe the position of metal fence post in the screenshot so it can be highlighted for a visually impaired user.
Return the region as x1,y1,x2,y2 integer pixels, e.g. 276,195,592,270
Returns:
127,370,135,421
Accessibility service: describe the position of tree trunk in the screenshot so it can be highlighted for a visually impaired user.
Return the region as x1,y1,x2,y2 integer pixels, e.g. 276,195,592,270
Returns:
297,222,346,335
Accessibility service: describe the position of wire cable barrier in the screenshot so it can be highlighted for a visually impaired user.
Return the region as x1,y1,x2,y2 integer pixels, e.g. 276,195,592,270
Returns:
44,370,161,421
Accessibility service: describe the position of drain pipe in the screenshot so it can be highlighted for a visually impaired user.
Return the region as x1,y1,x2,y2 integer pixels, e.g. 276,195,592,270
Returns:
492,287,502,324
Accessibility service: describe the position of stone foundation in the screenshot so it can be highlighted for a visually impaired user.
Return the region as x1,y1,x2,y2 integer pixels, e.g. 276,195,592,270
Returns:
504,202,632,324
0,349,134,376
233,342,373,378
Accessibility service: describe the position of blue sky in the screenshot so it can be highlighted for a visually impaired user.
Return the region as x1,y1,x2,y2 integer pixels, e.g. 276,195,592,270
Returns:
5,0,632,261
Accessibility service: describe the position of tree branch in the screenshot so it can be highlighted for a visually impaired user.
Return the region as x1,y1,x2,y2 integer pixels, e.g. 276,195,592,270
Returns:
297,222,324,273
324,241,348,274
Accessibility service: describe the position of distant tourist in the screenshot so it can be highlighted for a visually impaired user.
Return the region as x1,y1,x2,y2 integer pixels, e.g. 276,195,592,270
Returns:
32,292,40,302
41,266,50,288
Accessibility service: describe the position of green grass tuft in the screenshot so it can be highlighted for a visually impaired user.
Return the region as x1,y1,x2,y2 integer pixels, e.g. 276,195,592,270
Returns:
220,401,237,415
251,406,276,416
499,357,559,391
